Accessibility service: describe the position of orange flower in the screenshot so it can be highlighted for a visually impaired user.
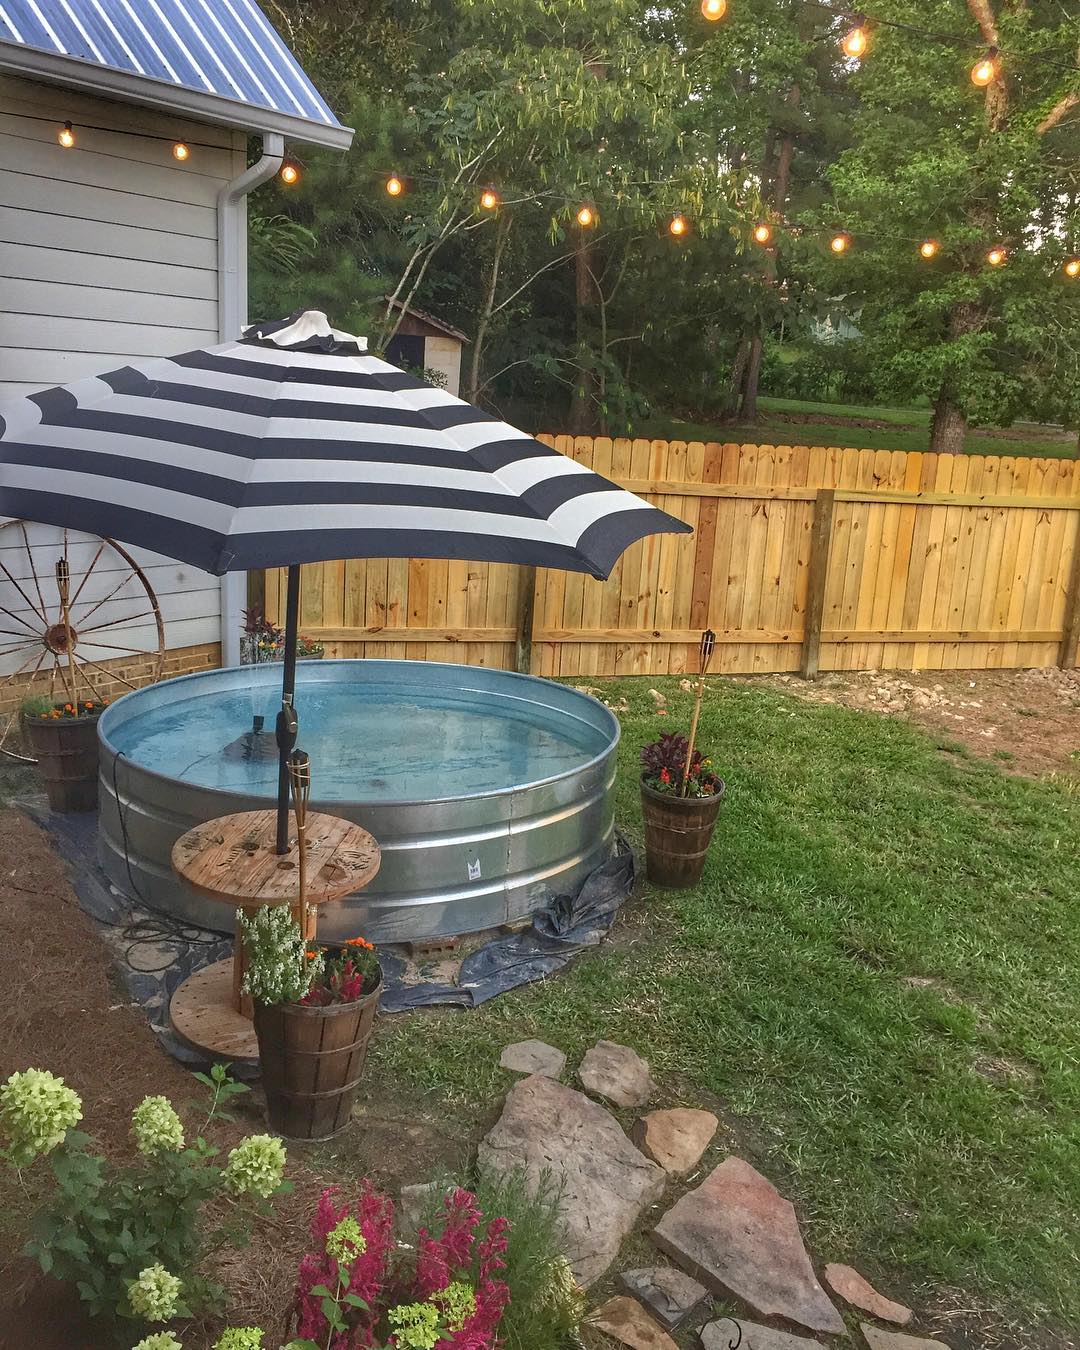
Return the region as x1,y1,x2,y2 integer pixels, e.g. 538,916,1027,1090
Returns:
345,936,373,949
305,949,319,960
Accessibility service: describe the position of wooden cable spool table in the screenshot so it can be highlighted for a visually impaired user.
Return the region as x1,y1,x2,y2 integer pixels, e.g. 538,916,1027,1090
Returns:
169,809,380,1058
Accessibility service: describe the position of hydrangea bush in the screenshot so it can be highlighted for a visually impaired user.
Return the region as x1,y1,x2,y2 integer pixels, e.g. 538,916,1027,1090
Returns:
0,1065,289,1326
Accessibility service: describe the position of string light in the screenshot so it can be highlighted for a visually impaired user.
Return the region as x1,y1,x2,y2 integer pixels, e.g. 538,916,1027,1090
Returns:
841,17,868,59
987,245,1006,267
280,162,299,185
669,213,689,237
753,222,773,244
919,239,939,259
171,141,189,161
1064,258,1079,278
971,47,999,86
830,232,851,253
480,187,500,210
701,0,727,20
385,173,404,197
57,121,75,148
576,203,596,227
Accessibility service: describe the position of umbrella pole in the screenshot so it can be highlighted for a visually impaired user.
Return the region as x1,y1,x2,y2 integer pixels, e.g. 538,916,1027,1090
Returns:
275,564,301,854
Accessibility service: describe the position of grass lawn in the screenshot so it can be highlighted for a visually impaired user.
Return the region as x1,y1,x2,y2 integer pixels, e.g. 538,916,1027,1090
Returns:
638,396,1078,458
369,677,1080,1337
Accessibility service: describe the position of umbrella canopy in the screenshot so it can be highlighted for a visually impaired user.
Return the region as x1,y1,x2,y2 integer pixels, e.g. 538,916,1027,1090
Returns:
0,310,689,580
0,310,691,851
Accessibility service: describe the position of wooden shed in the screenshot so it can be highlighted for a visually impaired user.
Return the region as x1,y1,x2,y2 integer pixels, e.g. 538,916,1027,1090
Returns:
0,0,350,709
383,299,469,397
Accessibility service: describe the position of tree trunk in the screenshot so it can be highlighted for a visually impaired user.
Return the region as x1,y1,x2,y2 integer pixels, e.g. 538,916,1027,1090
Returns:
725,334,751,417
930,385,968,454
568,237,598,434
740,330,763,422
466,211,510,404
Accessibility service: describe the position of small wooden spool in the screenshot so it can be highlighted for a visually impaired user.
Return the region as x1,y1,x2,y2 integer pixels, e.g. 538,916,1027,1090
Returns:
169,809,380,1058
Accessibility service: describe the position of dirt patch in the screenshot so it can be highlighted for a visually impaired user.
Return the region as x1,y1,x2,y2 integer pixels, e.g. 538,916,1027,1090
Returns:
748,667,1080,780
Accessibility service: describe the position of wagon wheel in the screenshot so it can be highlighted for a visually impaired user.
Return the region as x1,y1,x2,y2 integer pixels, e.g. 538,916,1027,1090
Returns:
0,523,165,762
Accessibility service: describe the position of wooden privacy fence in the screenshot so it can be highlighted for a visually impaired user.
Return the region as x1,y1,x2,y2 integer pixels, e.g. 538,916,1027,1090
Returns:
260,437,1080,679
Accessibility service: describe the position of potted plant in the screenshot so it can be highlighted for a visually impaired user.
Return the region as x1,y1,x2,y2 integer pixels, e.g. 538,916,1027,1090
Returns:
21,693,111,812
240,607,324,664
640,732,725,887
239,906,381,1142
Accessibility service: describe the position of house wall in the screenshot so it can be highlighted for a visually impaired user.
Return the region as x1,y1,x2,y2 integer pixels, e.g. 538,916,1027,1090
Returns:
424,334,462,397
0,74,244,703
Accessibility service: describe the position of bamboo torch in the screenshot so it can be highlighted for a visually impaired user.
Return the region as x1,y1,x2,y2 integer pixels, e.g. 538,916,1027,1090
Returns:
681,628,715,797
55,557,77,708
288,750,312,939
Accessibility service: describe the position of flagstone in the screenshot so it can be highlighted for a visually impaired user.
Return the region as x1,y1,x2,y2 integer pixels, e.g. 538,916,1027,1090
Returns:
701,1317,824,1350
860,1327,951,1350
579,1039,655,1107
591,1296,678,1350
651,1156,845,1336
619,1265,710,1329
634,1108,718,1174
478,1074,666,1286
499,1039,567,1078
824,1264,911,1325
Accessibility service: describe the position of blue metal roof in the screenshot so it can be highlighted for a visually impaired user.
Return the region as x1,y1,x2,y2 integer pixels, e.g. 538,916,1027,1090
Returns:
0,0,348,144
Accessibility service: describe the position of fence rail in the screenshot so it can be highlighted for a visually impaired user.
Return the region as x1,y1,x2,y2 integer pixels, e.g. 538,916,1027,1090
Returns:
260,437,1080,678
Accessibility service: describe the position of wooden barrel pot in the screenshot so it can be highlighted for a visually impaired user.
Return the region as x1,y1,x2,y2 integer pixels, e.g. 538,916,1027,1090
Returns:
640,776,726,889
26,711,102,812
253,977,381,1141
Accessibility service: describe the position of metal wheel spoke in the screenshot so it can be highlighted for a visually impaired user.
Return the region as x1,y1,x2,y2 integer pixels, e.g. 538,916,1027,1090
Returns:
0,557,48,626
0,607,40,637
79,609,155,635
20,522,51,625
0,626,42,639
73,568,140,627
80,657,139,691
68,540,107,609
0,645,49,686
77,640,149,656
0,639,39,658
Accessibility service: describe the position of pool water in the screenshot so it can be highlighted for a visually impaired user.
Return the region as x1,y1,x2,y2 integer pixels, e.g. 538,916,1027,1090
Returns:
108,680,608,802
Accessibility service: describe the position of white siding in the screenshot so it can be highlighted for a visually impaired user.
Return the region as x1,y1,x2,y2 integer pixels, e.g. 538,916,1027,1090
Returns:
0,74,244,677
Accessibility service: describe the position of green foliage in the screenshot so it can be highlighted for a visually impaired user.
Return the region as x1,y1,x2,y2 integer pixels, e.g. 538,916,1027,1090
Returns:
4,1067,287,1323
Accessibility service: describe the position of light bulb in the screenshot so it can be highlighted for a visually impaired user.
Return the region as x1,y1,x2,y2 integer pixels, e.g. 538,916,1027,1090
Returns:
280,162,299,185
576,204,595,227
987,246,1006,267
841,24,868,59
971,48,999,86
920,239,939,259
58,121,75,148
701,0,727,20
669,214,688,237
753,222,773,245
480,188,499,210
386,174,403,197
1064,258,1080,278
830,232,851,254
172,141,189,161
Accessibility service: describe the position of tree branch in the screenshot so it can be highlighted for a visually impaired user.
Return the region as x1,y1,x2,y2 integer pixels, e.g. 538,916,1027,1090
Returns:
1038,93,1079,135
966,0,1000,46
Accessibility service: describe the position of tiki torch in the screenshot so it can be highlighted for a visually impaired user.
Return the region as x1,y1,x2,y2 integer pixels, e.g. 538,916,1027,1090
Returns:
288,749,312,938
681,628,715,797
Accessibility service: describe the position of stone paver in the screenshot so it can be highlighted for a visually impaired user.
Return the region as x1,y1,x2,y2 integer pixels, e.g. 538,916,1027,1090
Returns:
619,1266,709,1329
701,1318,824,1350
861,1327,951,1350
579,1039,655,1107
478,1074,665,1286
591,1295,678,1350
397,1181,439,1237
634,1108,718,1175
825,1263,911,1325
499,1039,566,1078
651,1156,845,1336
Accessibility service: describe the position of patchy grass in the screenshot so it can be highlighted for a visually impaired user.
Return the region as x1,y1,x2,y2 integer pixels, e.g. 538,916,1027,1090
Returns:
369,677,1080,1335
639,397,1076,458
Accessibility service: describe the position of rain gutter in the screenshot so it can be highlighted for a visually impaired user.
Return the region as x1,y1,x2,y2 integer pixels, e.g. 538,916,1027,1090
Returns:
217,133,284,667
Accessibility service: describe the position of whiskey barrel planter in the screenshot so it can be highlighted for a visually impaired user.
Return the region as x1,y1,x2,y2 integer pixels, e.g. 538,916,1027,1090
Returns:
640,776,726,889
253,976,381,1141
25,711,102,812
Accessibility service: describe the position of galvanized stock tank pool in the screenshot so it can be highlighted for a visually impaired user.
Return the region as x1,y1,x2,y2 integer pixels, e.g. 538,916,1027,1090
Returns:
97,660,619,943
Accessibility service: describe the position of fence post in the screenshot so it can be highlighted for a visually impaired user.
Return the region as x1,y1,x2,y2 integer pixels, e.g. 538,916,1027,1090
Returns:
1057,513,1080,668
800,488,836,681
515,565,537,674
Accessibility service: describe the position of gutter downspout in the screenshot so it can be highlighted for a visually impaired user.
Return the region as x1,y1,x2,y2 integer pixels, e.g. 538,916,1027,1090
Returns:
217,132,285,667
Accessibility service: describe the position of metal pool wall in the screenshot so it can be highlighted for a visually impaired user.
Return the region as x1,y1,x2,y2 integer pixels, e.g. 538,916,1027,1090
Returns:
96,661,619,943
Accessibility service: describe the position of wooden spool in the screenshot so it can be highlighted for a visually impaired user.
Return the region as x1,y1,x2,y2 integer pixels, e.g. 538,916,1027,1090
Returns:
640,778,726,889
169,809,380,1059
253,979,381,1140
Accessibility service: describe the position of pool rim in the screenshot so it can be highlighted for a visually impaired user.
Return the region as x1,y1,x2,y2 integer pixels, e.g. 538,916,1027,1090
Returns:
97,657,621,808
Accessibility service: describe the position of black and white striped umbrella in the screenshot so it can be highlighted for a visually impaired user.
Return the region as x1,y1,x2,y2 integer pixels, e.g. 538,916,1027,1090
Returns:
0,310,689,579
0,310,691,849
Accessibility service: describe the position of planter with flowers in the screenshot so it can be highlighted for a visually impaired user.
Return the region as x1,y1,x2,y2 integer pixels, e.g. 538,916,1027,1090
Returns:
240,607,324,665
20,694,111,812
240,906,381,1142
640,731,726,888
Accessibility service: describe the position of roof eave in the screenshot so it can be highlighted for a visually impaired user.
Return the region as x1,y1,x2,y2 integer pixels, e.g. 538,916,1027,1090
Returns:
0,42,354,150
